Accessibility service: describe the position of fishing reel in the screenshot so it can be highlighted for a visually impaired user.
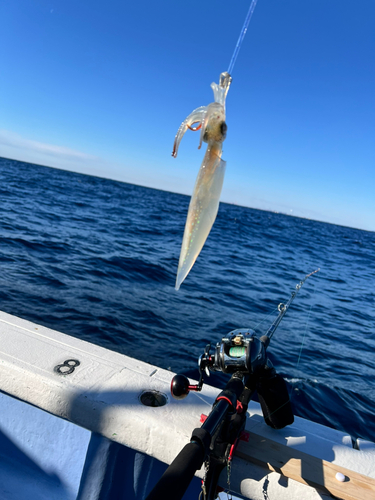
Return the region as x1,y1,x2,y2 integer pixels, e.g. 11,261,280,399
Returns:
171,271,319,402
171,329,270,400
171,328,294,430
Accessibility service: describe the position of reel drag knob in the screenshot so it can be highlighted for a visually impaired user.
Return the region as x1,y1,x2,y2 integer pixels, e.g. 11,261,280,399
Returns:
170,374,191,400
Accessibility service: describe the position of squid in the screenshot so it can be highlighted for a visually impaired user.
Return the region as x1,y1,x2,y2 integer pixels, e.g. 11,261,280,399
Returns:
172,72,232,290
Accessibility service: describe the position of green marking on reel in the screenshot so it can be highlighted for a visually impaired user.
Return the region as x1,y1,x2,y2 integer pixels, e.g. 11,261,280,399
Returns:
229,346,246,358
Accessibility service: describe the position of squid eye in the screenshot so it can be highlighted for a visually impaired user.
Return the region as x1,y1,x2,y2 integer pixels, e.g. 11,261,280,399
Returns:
221,122,227,136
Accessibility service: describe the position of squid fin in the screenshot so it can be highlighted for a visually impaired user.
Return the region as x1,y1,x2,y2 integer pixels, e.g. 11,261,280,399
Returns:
175,155,226,290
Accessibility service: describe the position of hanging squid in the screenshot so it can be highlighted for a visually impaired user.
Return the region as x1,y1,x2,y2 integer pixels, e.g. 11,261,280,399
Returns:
172,72,232,290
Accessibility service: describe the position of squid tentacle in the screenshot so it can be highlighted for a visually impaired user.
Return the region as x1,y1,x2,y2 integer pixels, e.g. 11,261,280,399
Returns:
172,106,207,158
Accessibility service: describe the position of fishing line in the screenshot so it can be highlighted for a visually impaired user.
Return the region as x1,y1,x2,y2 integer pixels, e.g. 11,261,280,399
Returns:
248,272,319,429
251,305,279,334
227,0,259,75
284,277,318,414
294,279,318,372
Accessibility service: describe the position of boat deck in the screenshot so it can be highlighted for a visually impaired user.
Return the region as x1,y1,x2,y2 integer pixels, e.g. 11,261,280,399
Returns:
0,310,374,500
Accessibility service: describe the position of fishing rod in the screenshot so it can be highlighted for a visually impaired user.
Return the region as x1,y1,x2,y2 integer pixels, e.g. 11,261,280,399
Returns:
146,271,319,500
262,268,320,347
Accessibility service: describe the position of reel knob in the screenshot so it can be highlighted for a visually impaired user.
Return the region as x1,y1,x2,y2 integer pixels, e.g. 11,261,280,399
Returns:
171,374,190,400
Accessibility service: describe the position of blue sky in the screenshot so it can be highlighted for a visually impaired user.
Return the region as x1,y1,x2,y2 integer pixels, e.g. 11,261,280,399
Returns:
1,1,374,231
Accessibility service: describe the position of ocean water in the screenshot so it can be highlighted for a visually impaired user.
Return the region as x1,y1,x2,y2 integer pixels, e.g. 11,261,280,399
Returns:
1,156,374,443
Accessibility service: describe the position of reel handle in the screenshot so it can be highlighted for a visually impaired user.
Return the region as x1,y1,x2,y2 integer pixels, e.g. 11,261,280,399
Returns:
171,374,201,400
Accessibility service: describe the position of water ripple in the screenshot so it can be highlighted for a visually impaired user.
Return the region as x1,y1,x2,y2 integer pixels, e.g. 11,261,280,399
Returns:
1,157,374,441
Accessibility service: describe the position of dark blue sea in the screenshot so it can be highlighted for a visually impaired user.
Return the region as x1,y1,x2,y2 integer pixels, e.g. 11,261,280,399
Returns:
1,157,374,443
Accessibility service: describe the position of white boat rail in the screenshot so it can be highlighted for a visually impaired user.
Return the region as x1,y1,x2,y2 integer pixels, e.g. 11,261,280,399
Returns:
0,310,374,500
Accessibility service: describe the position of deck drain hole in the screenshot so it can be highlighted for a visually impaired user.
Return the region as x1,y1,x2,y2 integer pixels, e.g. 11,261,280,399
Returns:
139,391,168,407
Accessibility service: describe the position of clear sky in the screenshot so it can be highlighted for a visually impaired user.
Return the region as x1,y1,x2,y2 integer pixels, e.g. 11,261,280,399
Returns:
1,1,374,231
